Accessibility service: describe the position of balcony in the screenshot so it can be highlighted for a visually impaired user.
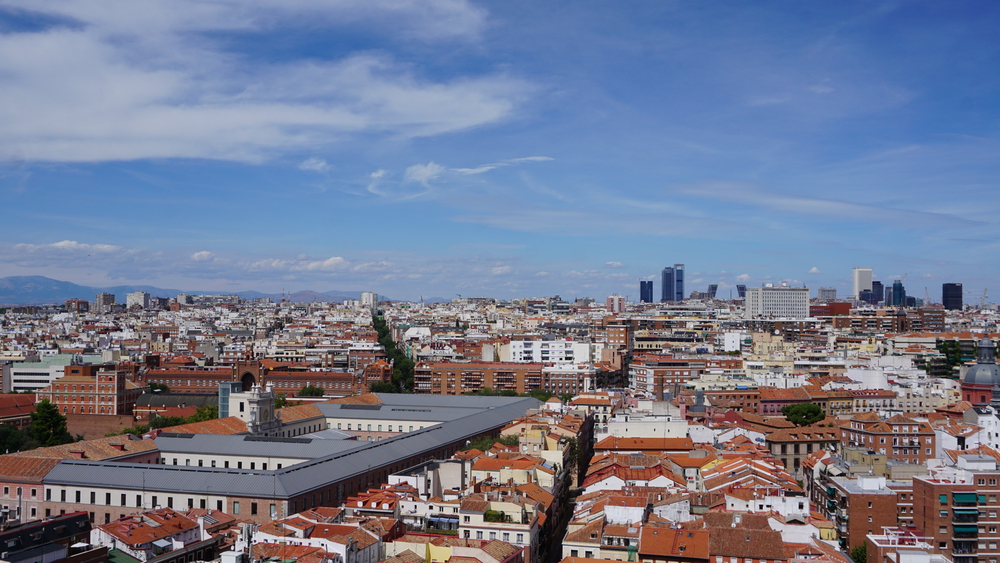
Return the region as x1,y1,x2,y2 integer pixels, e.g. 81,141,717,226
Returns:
953,509,979,524
953,493,978,507
952,524,978,539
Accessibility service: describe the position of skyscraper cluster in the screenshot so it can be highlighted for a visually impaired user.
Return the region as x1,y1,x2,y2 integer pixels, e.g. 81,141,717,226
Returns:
661,264,684,303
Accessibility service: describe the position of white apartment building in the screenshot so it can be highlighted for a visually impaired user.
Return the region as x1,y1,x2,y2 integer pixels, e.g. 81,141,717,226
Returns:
127,291,151,310
504,339,592,364
744,283,809,318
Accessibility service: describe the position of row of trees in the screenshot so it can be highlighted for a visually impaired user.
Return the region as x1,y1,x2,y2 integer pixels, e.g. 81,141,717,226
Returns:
373,316,415,392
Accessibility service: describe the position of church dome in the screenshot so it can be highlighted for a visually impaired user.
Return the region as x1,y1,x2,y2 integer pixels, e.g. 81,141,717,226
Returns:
964,335,1000,386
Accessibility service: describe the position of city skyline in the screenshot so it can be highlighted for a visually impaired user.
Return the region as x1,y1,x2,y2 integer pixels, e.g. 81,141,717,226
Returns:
1,2,998,300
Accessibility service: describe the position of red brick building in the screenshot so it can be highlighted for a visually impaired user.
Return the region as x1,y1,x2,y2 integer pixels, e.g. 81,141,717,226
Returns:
414,361,544,394
36,365,145,416
839,413,935,465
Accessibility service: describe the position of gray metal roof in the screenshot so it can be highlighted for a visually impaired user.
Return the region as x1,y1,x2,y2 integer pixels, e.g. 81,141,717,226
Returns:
153,433,361,459
43,395,542,500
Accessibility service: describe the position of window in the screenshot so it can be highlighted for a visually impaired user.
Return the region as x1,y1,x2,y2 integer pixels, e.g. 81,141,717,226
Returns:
517,533,524,543
941,511,949,517
225,461,230,468
251,503,258,515
90,492,96,504
503,533,510,542
167,497,173,508
490,532,497,540
270,504,277,519
75,491,81,503
463,516,470,523
106,493,111,505
233,502,239,515
476,531,483,540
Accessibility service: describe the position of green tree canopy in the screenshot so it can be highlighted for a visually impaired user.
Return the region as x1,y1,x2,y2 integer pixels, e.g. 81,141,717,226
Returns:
0,425,26,453
850,544,867,563
29,399,73,447
368,381,399,393
149,382,170,393
299,385,325,397
781,403,825,426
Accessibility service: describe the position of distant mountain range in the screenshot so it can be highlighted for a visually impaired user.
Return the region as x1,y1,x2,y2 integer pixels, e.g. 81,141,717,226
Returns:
0,276,393,306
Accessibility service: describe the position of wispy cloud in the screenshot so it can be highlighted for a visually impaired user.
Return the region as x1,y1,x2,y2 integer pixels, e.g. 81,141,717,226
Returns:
452,156,553,175
299,157,330,173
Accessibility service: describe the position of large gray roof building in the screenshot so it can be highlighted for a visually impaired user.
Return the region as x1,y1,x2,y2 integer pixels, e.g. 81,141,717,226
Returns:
40,394,542,524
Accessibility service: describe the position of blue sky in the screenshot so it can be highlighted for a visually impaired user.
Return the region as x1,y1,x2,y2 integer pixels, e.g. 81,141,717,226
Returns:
0,1,998,301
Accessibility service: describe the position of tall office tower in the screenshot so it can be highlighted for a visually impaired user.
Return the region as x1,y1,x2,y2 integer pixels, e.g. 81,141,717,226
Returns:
891,280,906,306
360,292,378,314
639,281,653,303
943,283,963,310
673,264,685,302
707,284,718,299
661,267,675,302
859,289,874,304
736,285,747,299
606,294,625,314
660,264,685,302
871,281,883,304
744,283,810,319
94,292,115,314
852,267,873,299
818,287,837,301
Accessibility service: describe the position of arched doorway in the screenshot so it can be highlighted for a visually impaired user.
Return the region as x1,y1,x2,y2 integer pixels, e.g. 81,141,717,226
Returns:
240,372,256,391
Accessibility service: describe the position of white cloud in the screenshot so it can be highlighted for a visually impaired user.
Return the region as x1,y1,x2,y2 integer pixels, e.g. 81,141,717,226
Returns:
404,162,445,188
808,266,821,274
736,273,751,282
604,261,624,268
452,156,552,175
491,265,512,275
191,251,214,261
299,157,330,173
16,240,123,254
0,3,526,163
295,256,349,271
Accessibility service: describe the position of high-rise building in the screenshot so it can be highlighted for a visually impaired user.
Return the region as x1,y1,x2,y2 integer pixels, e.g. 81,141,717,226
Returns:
890,280,906,307
943,283,963,310
94,292,115,314
639,281,653,303
871,280,883,304
852,267,873,299
707,284,718,299
818,287,837,301
360,292,378,314
606,294,625,314
661,267,674,302
744,283,810,318
673,264,684,301
660,264,684,302
126,291,150,310
736,285,747,299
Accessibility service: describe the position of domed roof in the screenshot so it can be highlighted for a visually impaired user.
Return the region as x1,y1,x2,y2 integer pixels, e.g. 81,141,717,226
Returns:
965,335,1000,386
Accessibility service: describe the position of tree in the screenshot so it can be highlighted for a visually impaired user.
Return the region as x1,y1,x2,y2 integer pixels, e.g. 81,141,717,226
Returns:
186,405,218,423
850,544,867,563
150,416,187,429
299,385,325,397
0,425,26,453
149,382,170,393
559,393,575,403
29,400,73,447
368,381,399,393
781,403,825,426
525,389,553,402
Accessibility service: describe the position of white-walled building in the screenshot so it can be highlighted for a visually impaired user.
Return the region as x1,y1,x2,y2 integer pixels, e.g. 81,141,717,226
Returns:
745,283,810,319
